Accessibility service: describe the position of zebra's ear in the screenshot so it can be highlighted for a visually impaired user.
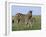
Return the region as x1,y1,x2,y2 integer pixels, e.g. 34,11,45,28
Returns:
29,11,32,13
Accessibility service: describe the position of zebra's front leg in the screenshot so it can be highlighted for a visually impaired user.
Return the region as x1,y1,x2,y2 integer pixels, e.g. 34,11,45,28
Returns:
29,20,33,29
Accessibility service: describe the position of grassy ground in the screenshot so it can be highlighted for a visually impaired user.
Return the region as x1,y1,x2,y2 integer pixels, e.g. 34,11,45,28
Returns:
12,15,41,31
